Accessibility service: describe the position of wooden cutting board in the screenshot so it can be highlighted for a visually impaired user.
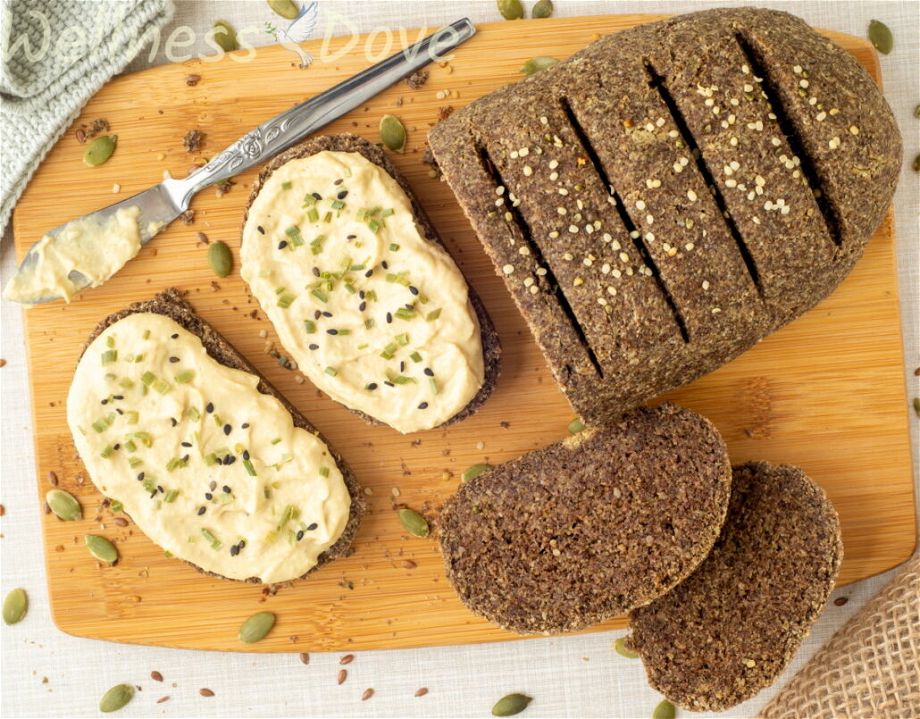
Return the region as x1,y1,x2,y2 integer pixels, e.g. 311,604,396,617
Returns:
11,15,915,652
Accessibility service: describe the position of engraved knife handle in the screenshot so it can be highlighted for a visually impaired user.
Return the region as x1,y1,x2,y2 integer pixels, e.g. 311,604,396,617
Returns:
175,18,475,207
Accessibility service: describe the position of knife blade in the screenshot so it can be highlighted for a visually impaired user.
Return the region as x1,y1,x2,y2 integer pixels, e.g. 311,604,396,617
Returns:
4,18,476,305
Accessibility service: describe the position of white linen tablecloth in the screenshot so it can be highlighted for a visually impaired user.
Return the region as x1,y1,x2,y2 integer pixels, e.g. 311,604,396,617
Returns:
2,1,918,717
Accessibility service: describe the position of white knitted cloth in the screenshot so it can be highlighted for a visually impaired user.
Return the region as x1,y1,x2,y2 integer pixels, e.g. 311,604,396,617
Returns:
0,0,174,230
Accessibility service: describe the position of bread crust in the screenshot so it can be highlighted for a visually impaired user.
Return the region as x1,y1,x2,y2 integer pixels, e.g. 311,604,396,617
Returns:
80,288,366,584
242,133,501,429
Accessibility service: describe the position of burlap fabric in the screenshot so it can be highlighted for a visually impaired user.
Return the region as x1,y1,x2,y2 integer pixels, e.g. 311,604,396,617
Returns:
761,553,919,719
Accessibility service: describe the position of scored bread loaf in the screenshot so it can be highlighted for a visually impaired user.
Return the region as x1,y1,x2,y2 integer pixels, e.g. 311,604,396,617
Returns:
626,461,843,711
429,8,900,424
438,403,732,634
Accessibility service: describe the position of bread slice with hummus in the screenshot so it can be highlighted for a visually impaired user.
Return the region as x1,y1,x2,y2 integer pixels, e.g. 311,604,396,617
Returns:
438,403,732,634
240,134,501,434
67,289,364,584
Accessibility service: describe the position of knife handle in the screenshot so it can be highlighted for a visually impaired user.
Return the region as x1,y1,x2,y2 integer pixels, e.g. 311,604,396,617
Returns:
174,17,476,207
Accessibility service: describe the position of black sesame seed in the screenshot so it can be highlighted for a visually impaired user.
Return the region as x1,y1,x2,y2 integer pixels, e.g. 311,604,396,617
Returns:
364,269,373,278
170,418,178,427
399,361,405,372
382,260,389,269
418,402,429,409
137,472,145,481
225,455,236,465
241,422,249,429
367,383,378,390
384,381,395,387
197,506,206,515
314,310,322,320
209,480,217,491
223,485,231,493
101,398,108,405
169,356,179,363
322,311,332,317
409,285,419,295
257,225,265,234
113,395,124,400
157,485,164,493
115,408,123,415
205,492,213,500
182,454,189,462
334,178,343,186
113,443,120,451
171,333,179,339
309,343,319,350
307,522,318,531
337,189,348,199
278,240,288,250
230,544,240,556
327,329,338,335
359,301,366,312
206,402,214,413
239,539,246,548
347,234,357,240
424,368,434,376
223,424,231,435
311,192,321,200
296,530,305,541
242,450,250,461
312,267,320,277
386,312,392,324
181,441,192,447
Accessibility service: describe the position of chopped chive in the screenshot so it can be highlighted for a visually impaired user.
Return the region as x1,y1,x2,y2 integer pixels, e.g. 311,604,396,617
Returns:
204,453,219,467
128,456,143,468
389,243,400,252
330,199,345,210
364,290,378,302
100,444,116,458
410,351,422,363
285,225,305,247
200,528,221,549
304,319,316,334
276,292,296,309
303,193,316,206
381,208,395,218
311,288,328,303
276,504,296,531
367,219,380,233
164,489,179,503
395,333,410,346
426,308,442,321
101,349,118,364
118,377,135,389
324,366,337,377
306,207,319,223
364,318,376,330
380,342,398,360
319,466,330,477
271,437,282,445
310,234,326,255
110,500,123,513
322,211,332,223
394,307,416,321
124,439,137,453
91,419,108,433
281,180,293,190
357,342,369,350
153,378,172,395
141,371,156,386
142,329,151,340
243,458,257,476
175,369,195,384
428,377,439,395
349,263,366,271
106,336,115,348
187,406,200,421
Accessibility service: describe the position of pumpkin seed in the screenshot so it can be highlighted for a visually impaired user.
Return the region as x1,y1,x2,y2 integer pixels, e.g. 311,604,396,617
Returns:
85,535,119,564
652,699,676,719
913,397,920,416
267,0,299,20
567,417,585,433
913,155,920,173
99,683,135,713
2,588,28,625
208,240,232,277
867,20,893,55
531,0,553,18
497,0,524,21
520,56,559,76
379,115,407,153
212,20,239,53
462,463,492,482
46,489,82,521
239,611,276,643
613,637,639,658
83,135,117,167
398,508,429,537
914,104,920,118
492,693,532,716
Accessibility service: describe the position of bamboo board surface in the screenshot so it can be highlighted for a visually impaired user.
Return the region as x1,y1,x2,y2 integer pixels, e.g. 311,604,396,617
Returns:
10,15,916,652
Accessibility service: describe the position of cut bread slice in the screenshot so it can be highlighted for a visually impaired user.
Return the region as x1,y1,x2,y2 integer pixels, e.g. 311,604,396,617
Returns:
438,403,732,634
626,461,843,711
241,134,501,434
71,288,365,584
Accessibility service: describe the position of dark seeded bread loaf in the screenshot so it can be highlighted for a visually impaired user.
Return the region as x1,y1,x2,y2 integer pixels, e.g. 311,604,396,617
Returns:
242,133,501,429
82,288,366,584
626,461,843,711
438,403,732,634
429,8,900,425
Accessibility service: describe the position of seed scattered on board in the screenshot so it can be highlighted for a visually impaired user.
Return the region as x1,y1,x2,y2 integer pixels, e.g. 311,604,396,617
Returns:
492,692,532,716
99,683,134,713
200,687,215,697
398,507,430,537
85,534,118,564
239,611,276,643
3,588,28,625
614,637,639,658
46,489,82,521
652,699,677,719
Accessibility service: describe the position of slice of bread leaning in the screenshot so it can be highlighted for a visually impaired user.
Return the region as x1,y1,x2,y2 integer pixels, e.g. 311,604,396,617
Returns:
68,288,365,584
438,403,732,634
626,461,843,711
241,134,501,434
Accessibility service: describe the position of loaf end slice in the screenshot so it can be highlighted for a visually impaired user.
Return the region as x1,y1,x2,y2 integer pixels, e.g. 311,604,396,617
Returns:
82,288,366,584
438,403,732,634
626,461,843,711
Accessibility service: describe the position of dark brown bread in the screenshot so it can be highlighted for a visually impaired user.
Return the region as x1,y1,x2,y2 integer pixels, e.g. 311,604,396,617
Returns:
429,8,900,424
81,288,366,584
242,133,501,429
626,461,843,711
438,403,732,634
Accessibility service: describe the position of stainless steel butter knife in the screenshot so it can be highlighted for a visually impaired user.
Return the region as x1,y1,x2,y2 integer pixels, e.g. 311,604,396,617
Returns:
6,18,475,305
